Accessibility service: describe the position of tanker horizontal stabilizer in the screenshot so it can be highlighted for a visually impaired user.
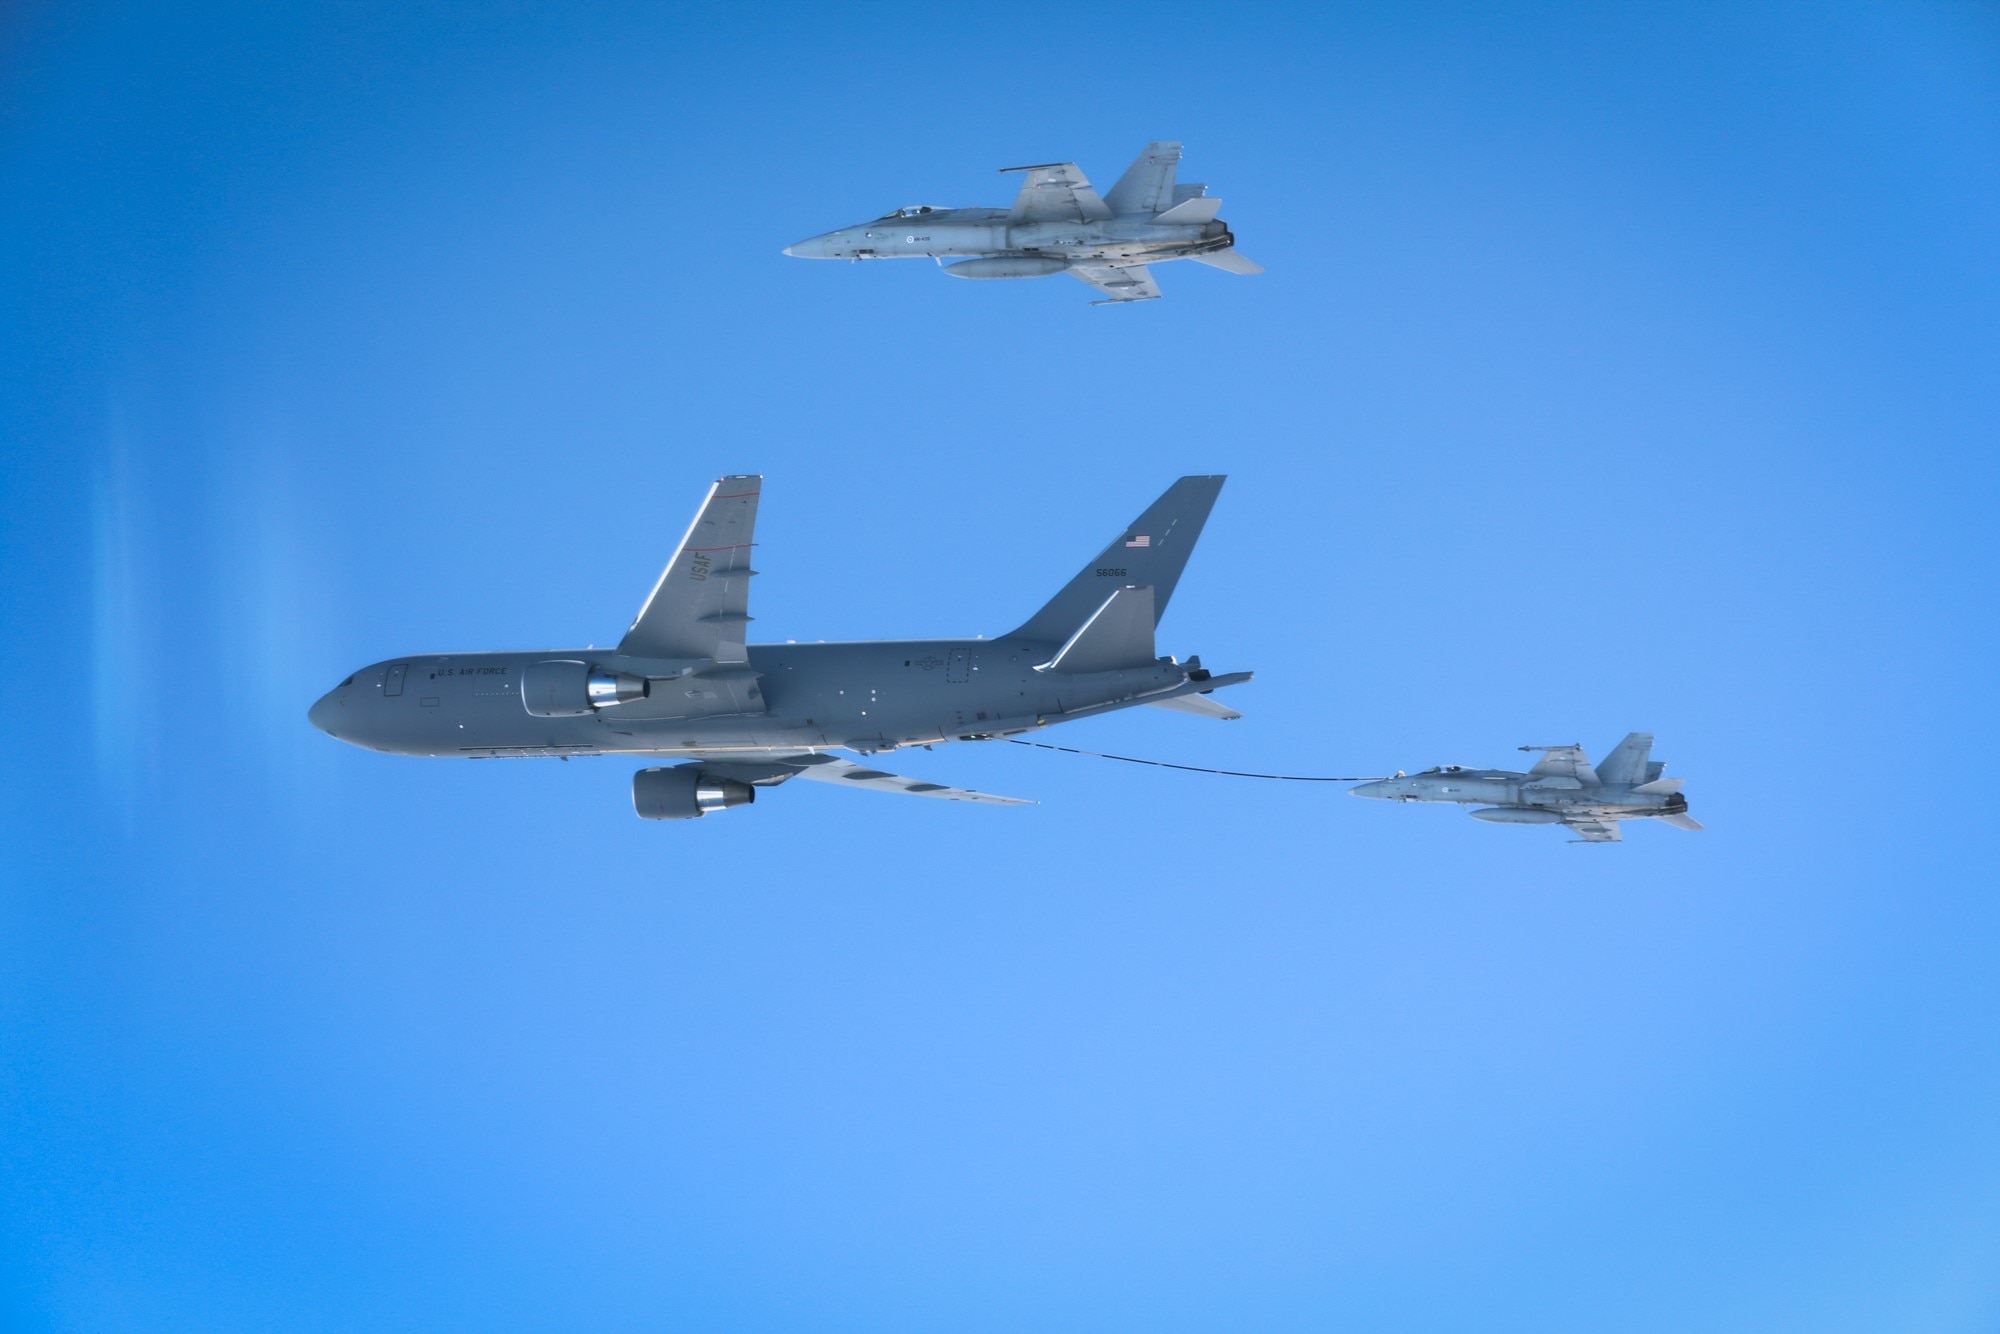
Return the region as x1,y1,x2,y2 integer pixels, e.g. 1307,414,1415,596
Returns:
1040,586,1157,674
1189,248,1263,275
1144,693,1242,720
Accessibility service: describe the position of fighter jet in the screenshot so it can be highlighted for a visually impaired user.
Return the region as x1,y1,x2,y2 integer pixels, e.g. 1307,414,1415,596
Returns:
783,141,1260,304
1349,735,1701,843
308,475,1250,820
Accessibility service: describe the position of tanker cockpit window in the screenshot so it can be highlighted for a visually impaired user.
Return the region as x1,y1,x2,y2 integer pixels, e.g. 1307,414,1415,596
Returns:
340,675,354,687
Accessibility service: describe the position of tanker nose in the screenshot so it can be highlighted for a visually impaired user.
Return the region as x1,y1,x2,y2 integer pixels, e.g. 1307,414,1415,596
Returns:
308,688,341,737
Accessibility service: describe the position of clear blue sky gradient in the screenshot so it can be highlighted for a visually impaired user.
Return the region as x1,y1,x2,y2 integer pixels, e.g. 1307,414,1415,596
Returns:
4,3,1998,1329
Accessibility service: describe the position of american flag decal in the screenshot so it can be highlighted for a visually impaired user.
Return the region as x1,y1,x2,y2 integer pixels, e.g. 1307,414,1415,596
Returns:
1124,534,1151,548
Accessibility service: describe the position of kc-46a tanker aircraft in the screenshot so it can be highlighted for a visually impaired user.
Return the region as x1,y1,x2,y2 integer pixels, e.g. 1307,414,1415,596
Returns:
309,476,1250,820
784,141,1260,304
1350,735,1702,843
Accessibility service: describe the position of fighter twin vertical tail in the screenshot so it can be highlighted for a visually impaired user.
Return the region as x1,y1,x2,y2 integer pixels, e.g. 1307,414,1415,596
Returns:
1104,141,1183,216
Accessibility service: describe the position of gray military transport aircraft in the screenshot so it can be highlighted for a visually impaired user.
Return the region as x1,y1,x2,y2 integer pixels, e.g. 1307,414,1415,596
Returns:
783,141,1260,304
308,475,1250,820
1349,734,1701,843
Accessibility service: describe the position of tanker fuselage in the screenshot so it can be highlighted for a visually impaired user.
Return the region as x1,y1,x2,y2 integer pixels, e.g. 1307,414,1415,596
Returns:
307,637,1194,762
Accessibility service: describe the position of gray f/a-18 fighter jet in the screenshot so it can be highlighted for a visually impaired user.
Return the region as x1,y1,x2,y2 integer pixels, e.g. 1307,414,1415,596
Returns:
308,476,1250,820
1349,735,1701,843
783,141,1260,304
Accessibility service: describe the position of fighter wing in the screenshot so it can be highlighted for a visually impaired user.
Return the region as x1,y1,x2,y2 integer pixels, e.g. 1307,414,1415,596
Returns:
1070,263,1162,304
1003,161,1113,222
1564,818,1623,843
1525,745,1600,787
618,475,760,663
787,755,1034,805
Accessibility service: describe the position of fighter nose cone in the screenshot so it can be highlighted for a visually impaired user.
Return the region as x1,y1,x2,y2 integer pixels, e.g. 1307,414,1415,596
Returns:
784,234,838,259
308,689,340,736
1349,781,1390,800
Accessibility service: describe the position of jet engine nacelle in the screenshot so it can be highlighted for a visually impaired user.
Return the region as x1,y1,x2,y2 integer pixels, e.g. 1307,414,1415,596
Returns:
1468,807,1564,825
521,659,650,717
943,256,1069,280
632,766,757,821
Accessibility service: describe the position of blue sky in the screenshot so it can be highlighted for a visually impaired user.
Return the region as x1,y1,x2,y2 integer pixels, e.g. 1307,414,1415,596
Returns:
4,2,1998,1329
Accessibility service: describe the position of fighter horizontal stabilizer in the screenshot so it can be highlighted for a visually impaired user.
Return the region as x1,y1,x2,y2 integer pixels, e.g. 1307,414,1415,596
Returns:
1144,693,1242,720
1632,776,1685,796
1040,586,1157,674
619,475,761,664
1658,812,1705,832
786,755,1033,805
1189,248,1263,275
